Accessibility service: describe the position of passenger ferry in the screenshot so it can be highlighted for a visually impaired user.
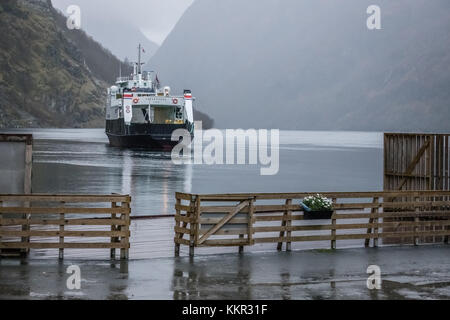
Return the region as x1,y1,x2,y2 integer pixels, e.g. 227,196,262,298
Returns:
105,45,194,149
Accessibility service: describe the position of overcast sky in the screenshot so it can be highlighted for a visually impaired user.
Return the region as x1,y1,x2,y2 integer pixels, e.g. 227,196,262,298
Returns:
52,0,194,46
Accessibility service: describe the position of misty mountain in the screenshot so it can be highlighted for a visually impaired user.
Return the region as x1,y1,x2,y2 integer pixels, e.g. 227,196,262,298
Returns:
0,0,132,128
60,17,160,63
148,0,450,131
51,0,165,62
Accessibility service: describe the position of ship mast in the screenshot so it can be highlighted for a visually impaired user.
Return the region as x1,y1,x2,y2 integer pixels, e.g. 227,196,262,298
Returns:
138,43,142,75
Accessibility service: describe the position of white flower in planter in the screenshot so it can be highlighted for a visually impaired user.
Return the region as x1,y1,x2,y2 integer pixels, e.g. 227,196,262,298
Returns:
301,194,333,211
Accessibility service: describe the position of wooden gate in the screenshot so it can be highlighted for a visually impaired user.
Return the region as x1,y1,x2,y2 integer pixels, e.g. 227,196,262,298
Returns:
384,133,450,191
174,194,255,256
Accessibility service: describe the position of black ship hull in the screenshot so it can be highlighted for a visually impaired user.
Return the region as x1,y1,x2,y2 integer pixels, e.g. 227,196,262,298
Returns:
106,119,194,150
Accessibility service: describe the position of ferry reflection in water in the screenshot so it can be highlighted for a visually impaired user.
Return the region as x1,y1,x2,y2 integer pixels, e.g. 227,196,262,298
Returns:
30,129,193,217
119,149,193,215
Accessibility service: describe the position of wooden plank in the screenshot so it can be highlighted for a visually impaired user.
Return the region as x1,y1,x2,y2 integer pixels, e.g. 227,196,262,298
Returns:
253,220,450,233
198,190,450,200
255,215,304,222
0,134,33,143
0,218,126,226
197,200,249,245
335,212,450,219
199,217,250,224
174,204,192,212
175,215,193,223
201,204,301,213
0,195,131,203
174,226,192,235
383,200,450,208
189,200,450,214
361,230,450,240
175,192,193,201
0,207,130,214
254,230,450,244
0,243,128,249
255,235,333,243
0,231,129,237
174,238,190,246
199,239,250,247
384,172,431,178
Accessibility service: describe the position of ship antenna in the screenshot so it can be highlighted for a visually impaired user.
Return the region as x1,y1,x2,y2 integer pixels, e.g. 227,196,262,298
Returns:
138,44,141,74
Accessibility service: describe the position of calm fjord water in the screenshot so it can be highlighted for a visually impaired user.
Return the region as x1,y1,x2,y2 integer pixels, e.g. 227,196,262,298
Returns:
4,129,383,216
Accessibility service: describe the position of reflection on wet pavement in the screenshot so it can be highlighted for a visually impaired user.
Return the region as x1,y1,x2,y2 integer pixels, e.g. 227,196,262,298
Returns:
2,246,448,300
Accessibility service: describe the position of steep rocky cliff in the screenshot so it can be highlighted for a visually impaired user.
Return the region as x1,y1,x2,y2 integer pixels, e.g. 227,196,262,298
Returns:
0,0,132,128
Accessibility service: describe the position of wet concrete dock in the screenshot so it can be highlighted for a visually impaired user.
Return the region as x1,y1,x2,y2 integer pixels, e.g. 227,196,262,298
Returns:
1,245,449,300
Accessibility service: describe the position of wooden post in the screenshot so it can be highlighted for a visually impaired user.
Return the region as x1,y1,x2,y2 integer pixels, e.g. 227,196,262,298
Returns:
22,140,32,256
190,197,200,257
414,196,420,246
286,199,292,252
110,202,117,259
120,200,130,260
277,200,289,251
248,198,255,247
365,197,379,247
21,203,30,257
174,195,194,257
331,198,337,250
59,201,65,260
174,197,181,257
373,199,380,248
0,200,2,257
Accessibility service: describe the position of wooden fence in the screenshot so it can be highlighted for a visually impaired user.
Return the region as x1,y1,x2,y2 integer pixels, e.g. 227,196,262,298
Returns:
0,194,131,259
174,191,450,256
384,133,450,191
384,133,450,244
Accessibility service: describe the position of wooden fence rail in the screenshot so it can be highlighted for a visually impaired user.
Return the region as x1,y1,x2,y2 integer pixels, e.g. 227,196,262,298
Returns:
174,191,450,257
0,194,131,259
